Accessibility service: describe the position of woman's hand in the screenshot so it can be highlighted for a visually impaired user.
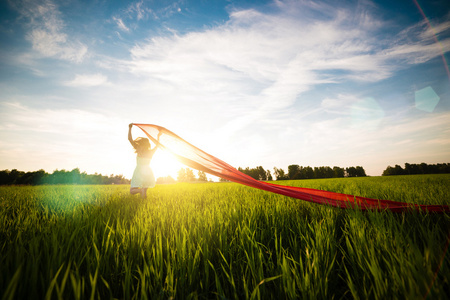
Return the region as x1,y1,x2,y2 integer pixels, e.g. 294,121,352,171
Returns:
128,124,136,147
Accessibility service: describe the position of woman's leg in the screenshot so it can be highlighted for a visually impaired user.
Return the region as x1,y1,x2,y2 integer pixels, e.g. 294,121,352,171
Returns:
141,188,148,199
130,187,141,195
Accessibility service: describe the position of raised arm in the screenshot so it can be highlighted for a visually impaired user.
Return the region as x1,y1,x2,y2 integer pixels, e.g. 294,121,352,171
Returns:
128,123,137,148
155,131,162,147
148,130,162,156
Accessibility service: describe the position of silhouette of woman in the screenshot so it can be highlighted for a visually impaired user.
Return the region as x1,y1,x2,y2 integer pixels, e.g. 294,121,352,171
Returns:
128,123,160,198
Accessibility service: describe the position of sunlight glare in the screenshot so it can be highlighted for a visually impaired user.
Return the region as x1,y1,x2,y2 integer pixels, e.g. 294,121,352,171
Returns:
151,149,184,180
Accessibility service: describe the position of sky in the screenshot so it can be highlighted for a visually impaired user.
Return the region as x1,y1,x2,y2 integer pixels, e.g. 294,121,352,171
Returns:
0,0,449,180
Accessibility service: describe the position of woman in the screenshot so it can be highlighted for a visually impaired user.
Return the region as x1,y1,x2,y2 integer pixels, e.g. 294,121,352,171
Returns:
128,123,159,198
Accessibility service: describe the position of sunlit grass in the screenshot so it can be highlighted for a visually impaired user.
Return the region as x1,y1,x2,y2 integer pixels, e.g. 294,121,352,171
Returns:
1,175,449,299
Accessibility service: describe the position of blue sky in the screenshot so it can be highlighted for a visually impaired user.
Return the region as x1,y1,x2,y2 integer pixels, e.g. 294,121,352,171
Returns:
0,0,449,179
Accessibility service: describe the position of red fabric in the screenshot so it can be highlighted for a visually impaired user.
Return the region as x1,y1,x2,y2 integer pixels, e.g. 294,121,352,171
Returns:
134,123,450,213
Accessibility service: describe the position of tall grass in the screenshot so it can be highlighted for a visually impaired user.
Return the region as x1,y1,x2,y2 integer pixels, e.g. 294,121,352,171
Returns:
1,175,449,299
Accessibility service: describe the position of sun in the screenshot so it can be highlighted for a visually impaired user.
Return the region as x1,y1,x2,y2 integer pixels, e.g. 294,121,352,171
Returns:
151,149,184,180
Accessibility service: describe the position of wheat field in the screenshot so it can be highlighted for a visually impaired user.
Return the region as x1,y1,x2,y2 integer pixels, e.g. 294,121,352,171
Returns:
1,174,449,299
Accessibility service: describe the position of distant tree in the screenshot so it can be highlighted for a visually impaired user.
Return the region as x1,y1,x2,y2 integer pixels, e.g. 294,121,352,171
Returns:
186,168,196,181
382,163,450,176
302,166,314,179
10,169,25,184
382,165,394,176
382,164,406,176
394,165,404,175
177,168,196,182
71,168,81,184
266,165,347,179
266,169,273,181
404,163,412,175
20,169,46,185
333,166,345,178
437,163,450,173
313,166,334,179
256,166,267,180
80,171,89,184
355,166,367,177
237,166,267,180
177,168,187,182
346,167,356,177
0,170,10,185
325,166,334,178
288,165,301,180
198,171,208,182
238,167,249,179
239,167,250,179
0,168,131,185
345,166,366,177
273,167,289,180
419,163,428,174
157,176,176,184
314,166,333,179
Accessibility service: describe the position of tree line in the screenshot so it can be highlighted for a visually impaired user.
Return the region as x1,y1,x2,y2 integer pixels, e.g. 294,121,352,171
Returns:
3,162,448,186
237,166,273,181
175,168,209,183
382,163,450,176
237,165,366,181
0,168,130,185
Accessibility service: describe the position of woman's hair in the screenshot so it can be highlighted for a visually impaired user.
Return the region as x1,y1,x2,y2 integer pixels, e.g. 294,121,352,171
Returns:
133,137,151,154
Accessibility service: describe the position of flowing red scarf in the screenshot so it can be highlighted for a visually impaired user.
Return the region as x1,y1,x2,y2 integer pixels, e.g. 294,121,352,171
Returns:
134,123,449,213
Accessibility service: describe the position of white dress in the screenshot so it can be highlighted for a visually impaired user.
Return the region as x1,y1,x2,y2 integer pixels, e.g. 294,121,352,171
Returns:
131,156,155,188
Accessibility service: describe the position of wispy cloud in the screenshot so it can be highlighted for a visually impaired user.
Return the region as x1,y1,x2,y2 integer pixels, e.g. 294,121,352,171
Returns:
125,0,157,21
0,101,112,133
112,0,183,31
280,109,450,174
321,94,361,115
64,73,109,87
10,0,87,62
0,101,131,174
113,17,130,32
2,0,449,177
104,1,450,175
123,1,450,138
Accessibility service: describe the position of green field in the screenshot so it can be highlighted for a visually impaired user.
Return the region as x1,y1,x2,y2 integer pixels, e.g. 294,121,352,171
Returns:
1,175,449,299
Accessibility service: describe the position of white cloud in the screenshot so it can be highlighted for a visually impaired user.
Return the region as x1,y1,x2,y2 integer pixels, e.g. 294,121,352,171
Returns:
2,0,449,177
157,1,183,18
321,94,361,115
0,102,132,175
420,19,450,40
124,3,430,134
27,29,87,62
273,109,450,175
382,17,450,65
64,73,109,87
116,0,181,26
11,0,88,62
127,1,151,21
113,17,130,32
0,101,111,133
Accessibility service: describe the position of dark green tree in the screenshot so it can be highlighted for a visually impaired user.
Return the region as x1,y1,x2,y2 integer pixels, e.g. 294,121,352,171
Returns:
288,164,301,180
333,166,345,178
355,166,367,177
273,167,289,180
346,167,356,177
